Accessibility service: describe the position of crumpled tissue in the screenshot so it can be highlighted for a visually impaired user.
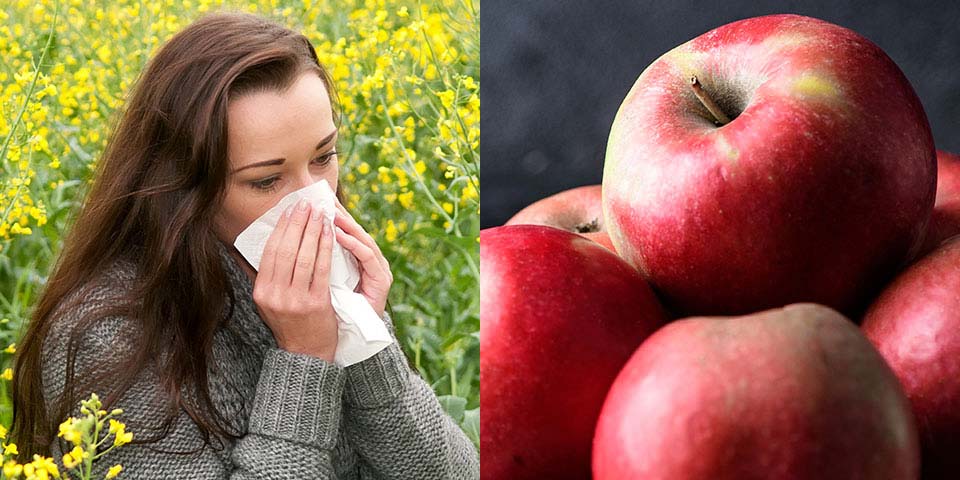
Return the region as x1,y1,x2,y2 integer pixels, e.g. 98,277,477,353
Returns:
233,179,393,366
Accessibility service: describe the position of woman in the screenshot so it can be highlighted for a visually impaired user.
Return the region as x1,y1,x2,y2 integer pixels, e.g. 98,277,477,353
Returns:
11,10,480,479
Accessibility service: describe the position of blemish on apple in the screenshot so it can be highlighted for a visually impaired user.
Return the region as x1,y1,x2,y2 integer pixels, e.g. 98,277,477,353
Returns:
792,73,840,98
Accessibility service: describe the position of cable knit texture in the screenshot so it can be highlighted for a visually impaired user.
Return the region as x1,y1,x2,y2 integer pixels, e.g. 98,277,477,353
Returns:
39,240,480,479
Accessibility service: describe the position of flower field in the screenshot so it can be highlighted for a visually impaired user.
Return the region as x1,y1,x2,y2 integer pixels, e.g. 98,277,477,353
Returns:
0,0,479,474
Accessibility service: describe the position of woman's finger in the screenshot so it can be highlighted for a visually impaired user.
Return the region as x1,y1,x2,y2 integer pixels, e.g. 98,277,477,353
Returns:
292,204,324,288
311,215,335,294
259,202,293,283
333,204,391,275
335,228,387,285
334,200,382,252
276,199,311,286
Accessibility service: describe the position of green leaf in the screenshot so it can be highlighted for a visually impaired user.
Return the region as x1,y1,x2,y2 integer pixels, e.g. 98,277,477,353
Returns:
462,407,479,450
438,394,467,424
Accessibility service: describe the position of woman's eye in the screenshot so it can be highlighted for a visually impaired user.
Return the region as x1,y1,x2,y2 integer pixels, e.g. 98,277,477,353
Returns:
313,150,338,164
251,177,280,192
249,152,337,192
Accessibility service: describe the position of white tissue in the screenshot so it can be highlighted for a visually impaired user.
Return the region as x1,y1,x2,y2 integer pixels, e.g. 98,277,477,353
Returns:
233,179,393,366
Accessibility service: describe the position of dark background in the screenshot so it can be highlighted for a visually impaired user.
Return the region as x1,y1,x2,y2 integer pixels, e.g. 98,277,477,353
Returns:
480,1,960,228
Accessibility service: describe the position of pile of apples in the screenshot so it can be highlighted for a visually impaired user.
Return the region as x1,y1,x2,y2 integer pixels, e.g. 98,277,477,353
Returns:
481,14,960,480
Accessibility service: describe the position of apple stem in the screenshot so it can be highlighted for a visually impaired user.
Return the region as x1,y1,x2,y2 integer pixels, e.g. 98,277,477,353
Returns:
690,76,731,126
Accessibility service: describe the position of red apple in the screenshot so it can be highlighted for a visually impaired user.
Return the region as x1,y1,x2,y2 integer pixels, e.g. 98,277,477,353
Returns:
602,14,936,317
506,185,615,252
593,303,920,480
918,150,960,256
862,236,960,479
480,225,666,479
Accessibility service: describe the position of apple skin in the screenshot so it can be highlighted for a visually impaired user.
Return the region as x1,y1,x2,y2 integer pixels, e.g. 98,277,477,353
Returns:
593,303,920,480
862,236,960,479
918,150,960,256
480,225,666,479
506,185,615,252
602,14,936,317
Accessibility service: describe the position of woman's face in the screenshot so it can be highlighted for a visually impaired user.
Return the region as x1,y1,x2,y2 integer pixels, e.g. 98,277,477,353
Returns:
214,71,339,245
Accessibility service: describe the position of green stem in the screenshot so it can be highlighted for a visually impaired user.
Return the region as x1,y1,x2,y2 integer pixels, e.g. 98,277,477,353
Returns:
414,339,422,372
450,362,458,397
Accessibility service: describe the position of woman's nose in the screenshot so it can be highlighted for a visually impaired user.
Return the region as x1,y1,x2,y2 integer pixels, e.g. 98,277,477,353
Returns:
291,168,315,191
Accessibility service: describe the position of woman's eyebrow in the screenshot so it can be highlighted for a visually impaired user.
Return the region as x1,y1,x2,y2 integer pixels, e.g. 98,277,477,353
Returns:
231,130,338,174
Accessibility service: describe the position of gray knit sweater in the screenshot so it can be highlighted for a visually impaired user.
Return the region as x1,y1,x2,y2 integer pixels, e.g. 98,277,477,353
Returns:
40,240,480,479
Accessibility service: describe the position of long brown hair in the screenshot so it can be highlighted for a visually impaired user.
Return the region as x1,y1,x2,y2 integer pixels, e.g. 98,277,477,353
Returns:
12,10,341,459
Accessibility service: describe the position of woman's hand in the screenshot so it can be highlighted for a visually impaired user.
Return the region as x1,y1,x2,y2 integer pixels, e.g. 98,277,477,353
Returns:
332,199,393,318
252,199,338,362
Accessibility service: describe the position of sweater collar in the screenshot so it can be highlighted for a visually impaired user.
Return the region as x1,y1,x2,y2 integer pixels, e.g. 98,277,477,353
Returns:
216,238,254,299
215,239,275,348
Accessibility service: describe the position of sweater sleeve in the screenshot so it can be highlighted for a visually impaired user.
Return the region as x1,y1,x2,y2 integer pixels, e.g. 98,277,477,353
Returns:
341,310,480,480
40,290,347,479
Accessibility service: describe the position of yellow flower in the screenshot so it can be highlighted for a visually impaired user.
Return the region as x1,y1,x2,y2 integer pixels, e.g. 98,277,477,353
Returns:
357,162,370,175
439,122,453,143
96,44,112,64
9,224,32,235
30,454,60,478
461,182,478,202
424,64,437,80
398,191,414,210
0,425,6,439
442,202,454,214
3,443,18,456
377,166,392,184
436,89,456,110
62,446,85,469
332,62,350,81
115,430,133,447
0,368,12,381
57,418,82,446
110,420,133,447
3,460,23,478
106,464,123,479
392,166,409,188
384,220,398,243
467,93,479,113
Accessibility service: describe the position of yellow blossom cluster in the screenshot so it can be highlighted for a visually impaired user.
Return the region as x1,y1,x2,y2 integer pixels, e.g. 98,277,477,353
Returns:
300,0,480,245
0,392,129,479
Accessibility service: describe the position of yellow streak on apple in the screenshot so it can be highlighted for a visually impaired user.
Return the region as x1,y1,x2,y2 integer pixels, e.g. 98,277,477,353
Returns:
715,133,740,161
792,73,840,98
